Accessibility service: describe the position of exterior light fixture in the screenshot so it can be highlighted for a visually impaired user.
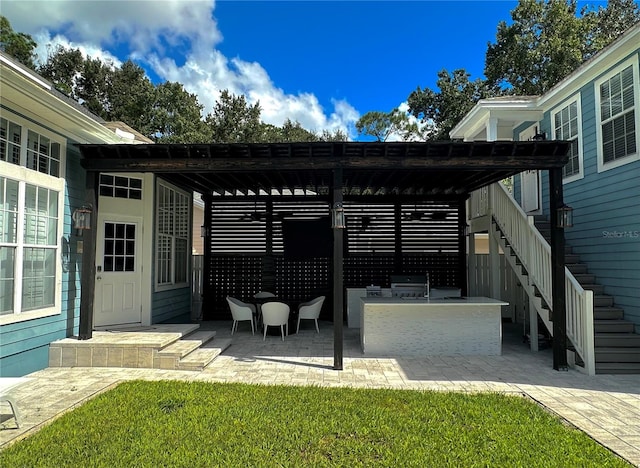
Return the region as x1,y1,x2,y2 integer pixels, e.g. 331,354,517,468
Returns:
72,206,92,231
201,225,209,237
331,202,345,229
557,204,573,228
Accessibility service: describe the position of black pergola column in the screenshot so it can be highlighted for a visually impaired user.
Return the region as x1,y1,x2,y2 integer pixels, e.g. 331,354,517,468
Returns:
332,168,344,370
201,193,213,320
550,167,568,371
458,200,468,296
79,171,98,340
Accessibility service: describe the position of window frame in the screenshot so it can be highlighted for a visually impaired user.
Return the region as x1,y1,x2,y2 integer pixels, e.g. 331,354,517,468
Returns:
595,57,640,173
154,179,191,292
0,114,65,324
551,95,584,183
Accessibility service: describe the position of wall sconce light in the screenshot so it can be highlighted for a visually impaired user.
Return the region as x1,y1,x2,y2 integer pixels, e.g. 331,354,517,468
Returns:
201,225,209,237
72,206,92,231
556,204,573,228
331,202,345,229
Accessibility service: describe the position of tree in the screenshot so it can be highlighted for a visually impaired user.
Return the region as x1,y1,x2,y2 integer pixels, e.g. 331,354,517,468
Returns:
583,0,640,55
485,0,640,95
38,46,85,97
0,16,37,69
204,90,263,143
106,60,155,136
356,108,425,142
151,81,208,143
407,69,498,141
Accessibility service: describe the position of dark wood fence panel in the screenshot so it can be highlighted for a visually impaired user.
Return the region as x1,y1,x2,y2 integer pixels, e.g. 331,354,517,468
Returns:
202,199,464,320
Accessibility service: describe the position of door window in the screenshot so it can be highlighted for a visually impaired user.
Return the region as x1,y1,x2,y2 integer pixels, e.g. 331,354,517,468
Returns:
103,222,136,272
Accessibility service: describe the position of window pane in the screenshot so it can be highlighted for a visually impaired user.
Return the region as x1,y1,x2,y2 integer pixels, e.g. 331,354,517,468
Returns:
22,247,55,311
0,178,19,243
0,247,15,315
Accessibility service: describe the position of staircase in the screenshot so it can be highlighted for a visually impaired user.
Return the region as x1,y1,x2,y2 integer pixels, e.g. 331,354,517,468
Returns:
49,324,231,371
471,182,640,375
533,216,640,374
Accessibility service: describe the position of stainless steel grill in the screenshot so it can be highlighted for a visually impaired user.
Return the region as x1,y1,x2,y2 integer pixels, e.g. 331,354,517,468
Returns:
390,275,428,298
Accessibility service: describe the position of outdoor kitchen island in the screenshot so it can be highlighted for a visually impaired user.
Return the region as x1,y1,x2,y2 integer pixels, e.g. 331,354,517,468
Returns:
360,297,507,356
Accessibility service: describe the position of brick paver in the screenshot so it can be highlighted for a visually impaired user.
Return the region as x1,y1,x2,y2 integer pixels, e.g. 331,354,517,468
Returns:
1,322,639,465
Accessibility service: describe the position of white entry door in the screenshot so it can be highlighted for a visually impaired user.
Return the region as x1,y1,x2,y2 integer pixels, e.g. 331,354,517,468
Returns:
94,216,143,327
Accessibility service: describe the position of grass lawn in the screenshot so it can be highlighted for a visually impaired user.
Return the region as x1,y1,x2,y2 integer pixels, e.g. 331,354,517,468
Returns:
0,380,631,467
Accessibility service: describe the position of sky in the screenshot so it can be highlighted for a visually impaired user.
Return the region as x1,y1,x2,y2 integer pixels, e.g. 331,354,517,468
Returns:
1,0,595,139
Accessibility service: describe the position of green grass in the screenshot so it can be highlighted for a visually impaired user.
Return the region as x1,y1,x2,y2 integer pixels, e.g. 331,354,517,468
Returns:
1,381,631,467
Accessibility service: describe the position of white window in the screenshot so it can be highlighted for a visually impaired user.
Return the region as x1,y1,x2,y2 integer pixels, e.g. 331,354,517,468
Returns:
596,58,639,172
0,114,65,324
552,97,583,182
1,118,61,177
156,180,190,290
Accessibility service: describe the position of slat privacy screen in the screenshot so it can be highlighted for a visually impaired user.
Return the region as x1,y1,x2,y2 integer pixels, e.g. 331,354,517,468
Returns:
204,199,462,320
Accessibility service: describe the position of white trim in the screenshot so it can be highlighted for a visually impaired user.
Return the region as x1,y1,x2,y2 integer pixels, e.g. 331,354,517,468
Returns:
154,178,192,292
550,94,585,183
595,56,640,173
0,171,65,324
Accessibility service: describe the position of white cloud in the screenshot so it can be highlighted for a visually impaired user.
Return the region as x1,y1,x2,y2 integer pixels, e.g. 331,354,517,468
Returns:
3,0,358,138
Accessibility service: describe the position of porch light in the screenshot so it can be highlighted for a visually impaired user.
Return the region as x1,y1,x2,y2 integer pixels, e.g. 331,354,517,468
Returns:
331,202,345,229
556,204,573,228
72,206,92,230
201,225,209,237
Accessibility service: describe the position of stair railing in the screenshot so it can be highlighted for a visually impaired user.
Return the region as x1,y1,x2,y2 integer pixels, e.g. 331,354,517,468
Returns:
470,183,595,375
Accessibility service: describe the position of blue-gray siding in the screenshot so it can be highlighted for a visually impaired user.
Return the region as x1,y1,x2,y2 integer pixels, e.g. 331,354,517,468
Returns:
0,143,85,376
513,50,640,331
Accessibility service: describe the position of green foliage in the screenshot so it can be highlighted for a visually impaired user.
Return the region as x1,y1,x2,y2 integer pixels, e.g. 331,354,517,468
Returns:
408,69,498,141
0,381,630,467
356,108,425,142
0,16,37,69
151,81,208,143
485,0,640,94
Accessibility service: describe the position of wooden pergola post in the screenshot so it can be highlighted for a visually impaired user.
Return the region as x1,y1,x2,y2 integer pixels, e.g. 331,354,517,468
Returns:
79,171,98,340
550,167,568,371
332,168,344,370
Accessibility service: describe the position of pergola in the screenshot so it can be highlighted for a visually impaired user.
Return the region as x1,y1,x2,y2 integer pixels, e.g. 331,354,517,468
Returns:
78,141,570,370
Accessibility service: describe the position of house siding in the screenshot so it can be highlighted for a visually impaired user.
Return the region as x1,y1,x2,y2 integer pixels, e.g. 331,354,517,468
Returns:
152,288,191,324
0,141,85,376
512,50,640,331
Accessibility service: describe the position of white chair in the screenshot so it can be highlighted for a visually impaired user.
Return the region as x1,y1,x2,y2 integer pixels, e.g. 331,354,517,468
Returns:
261,301,290,341
253,291,276,325
297,296,325,334
226,297,256,335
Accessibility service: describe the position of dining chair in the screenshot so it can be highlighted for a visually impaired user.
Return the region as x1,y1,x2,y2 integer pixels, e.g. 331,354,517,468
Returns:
226,296,256,335
253,291,276,326
296,296,325,334
261,301,290,341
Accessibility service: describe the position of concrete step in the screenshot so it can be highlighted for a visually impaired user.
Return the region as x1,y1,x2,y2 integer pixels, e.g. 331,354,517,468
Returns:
566,263,588,274
156,330,217,359
594,295,614,307
593,307,625,320
595,362,640,374
177,337,232,371
595,333,640,347
594,320,636,333
595,347,640,363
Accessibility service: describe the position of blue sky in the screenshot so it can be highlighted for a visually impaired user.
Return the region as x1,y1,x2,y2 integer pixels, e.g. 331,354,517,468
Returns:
1,1,605,138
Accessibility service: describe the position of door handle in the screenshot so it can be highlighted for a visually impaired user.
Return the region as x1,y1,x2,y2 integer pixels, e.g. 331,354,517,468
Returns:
97,276,102,281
